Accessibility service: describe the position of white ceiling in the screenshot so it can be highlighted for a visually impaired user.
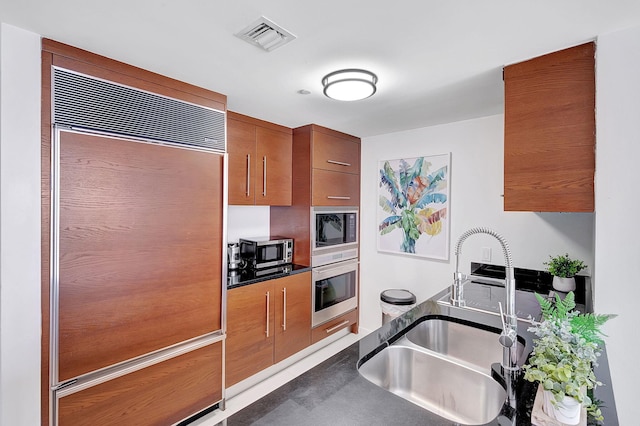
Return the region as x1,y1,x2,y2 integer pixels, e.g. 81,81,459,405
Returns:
3,0,640,137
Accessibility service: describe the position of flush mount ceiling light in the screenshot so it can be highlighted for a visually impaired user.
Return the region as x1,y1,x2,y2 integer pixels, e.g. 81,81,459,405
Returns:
322,69,378,101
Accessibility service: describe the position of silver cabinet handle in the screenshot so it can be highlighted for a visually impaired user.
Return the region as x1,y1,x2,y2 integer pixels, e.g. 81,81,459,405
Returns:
265,291,270,337
327,159,351,167
325,320,350,334
246,154,251,197
327,196,351,200
282,287,287,331
262,156,267,196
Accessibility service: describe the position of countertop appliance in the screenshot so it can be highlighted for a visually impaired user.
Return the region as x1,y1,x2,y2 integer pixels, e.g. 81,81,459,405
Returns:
239,236,293,270
227,243,243,270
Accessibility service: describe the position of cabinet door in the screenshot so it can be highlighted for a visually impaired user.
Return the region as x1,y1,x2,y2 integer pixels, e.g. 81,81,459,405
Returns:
274,272,311,363
58,343,222,426
504,42,595,212
312,131,360,175
312,169,360,206
228,118,256,205
58,130,223,381
226,281,275,387
256,127,292,206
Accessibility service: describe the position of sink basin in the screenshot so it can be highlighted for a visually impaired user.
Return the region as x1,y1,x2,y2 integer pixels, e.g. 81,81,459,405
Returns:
405,318,525,373
358,344,506,425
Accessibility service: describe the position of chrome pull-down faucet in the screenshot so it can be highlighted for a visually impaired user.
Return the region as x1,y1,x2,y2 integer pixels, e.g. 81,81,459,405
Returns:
452,227,519,407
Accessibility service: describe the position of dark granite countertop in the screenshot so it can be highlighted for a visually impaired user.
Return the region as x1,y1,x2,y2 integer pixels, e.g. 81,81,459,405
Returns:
223,286,618,426
227,264,311,289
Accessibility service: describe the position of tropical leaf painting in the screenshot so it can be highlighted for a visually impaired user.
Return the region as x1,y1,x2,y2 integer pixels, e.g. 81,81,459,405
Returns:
377,153,450,260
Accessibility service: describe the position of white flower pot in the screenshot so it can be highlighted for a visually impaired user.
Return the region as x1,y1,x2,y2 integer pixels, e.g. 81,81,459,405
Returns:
543,389,582,425
552,276,576,292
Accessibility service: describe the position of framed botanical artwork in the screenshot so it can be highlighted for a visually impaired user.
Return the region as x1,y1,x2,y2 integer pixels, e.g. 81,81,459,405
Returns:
377,153,451,260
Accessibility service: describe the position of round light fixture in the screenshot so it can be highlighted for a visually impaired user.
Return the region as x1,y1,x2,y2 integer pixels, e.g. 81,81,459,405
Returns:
322,69,378,101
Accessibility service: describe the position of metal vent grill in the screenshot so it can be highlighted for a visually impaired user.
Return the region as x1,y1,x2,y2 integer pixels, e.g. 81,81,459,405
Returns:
235,17,296,52
53,68,226,152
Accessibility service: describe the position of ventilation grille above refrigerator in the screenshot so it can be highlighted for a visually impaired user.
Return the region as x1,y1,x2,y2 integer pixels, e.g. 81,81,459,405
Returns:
235,16,296,52
52,68,226,152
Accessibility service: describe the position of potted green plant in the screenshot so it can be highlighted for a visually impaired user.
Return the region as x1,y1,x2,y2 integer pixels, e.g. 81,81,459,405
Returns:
544,253,587,292
523,292,614,425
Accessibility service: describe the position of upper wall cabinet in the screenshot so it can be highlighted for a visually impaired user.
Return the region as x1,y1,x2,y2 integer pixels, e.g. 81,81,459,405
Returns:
228,111,292,206
503,42,595,212
294,124,361,207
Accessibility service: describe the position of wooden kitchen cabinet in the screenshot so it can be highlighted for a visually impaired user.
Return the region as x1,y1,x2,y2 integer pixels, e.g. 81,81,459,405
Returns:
271,124,361,265
57,342,222,426
274,272,312,362
311,308,358,345
227,111,292,206
503,42,595,212
226,271,311,387
225,280,274,386
292,124,361,206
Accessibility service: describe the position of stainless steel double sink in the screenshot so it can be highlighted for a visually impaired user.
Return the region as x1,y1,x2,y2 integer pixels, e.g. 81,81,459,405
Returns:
358,317,526,425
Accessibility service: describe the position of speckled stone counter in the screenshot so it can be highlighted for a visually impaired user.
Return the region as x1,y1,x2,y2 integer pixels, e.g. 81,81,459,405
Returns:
227,264,311,289
222,287,618,426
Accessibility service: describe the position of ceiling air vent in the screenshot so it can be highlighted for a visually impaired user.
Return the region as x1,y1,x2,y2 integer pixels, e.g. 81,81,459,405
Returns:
235,17,296,52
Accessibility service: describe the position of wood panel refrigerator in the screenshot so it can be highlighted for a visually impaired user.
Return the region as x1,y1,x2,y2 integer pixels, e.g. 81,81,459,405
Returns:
47,66,227,425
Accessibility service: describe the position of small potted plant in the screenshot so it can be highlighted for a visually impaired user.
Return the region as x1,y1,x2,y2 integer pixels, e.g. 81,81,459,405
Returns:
523,292,614,425
544,253,587,292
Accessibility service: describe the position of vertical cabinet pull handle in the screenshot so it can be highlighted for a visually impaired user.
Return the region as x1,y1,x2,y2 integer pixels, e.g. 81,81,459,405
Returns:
282,287,287,331
246,154,251,197
265,291,270,337
262,156,267,196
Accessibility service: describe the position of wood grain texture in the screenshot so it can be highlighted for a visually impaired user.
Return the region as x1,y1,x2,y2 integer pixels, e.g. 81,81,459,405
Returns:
504,42,595,212
225,281,275,387
312,131,361,175
227,117,256,205
311,308,358,344
274,272,312,363
270,205,311,266
227,111,292,206
58,342,222,426
43,39,226,111
312,169,361,206
256,126,292,206
57,131,223,381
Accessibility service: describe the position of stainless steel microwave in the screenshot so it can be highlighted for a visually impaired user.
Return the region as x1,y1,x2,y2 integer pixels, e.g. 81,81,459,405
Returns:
311,207,358,267
239,237,293,269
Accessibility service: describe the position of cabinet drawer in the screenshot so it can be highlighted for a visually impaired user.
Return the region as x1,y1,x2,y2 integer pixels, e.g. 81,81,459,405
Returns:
312,169,360,206
57,342,222,426
312,131,360,174
311,309,358,344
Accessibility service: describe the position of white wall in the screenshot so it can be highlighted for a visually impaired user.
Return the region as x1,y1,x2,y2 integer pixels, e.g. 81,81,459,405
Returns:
227,205,270,243
595,25,640,424
360,115,595,332
0,23,42,426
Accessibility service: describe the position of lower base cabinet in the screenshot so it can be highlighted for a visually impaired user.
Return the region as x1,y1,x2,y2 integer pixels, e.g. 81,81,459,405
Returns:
57,342,223,426
311,308,358,344
226,272,311,387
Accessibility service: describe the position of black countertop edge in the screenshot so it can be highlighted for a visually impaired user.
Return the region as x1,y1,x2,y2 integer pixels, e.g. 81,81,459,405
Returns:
227,264,312,289
224,286,618,426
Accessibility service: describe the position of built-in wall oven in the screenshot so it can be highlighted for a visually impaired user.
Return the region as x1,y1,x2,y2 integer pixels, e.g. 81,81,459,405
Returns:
311,258,358,327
